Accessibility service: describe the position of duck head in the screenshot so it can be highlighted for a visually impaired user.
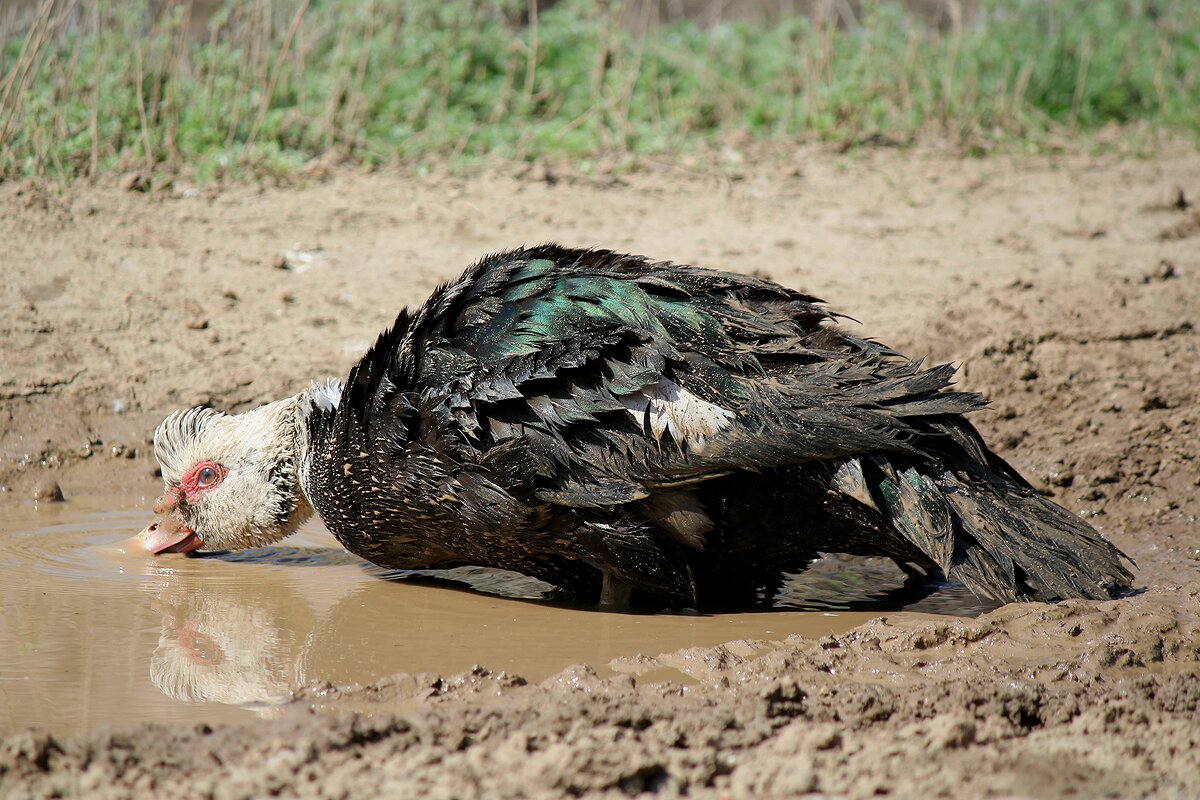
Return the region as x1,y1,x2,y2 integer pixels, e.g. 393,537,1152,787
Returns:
138,381,341,554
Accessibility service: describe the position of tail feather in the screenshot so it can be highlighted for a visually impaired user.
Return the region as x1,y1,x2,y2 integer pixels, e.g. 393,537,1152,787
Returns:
867,455,1133,602
871,458,957,575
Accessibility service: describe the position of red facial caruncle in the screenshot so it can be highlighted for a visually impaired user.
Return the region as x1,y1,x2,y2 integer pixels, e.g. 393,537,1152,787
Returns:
179,460,228,503
138,460,226,555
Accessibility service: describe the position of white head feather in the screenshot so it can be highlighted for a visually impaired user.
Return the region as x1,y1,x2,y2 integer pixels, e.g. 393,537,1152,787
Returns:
150,381,341,551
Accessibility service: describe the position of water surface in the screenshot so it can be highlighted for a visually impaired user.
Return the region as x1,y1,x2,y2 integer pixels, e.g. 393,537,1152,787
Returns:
0,493,989,736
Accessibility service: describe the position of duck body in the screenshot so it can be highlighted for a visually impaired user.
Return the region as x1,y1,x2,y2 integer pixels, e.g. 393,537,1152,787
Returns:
294,245,1131,608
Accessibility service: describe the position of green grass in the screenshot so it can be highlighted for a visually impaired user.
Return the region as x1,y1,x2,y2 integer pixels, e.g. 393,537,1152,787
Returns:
1,0,1198,182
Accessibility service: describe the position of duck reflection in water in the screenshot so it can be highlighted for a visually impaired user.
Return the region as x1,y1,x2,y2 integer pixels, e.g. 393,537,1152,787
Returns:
143,545,554,708
147,569,316,707
142,539,994,710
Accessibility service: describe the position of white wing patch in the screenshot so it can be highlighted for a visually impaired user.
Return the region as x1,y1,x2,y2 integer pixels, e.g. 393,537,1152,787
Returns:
620,378,734,452
309,378,344,413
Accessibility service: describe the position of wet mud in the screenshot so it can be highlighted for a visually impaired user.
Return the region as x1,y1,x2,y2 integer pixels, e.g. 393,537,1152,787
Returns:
2,144,1199,797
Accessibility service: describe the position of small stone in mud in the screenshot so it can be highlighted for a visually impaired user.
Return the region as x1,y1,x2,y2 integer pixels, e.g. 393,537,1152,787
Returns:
1046,470,1074,488
186,318,209,330
33,479,65,503
1143,259,1177,283
1171,186,1192,211
275,245,325,273
1141,394,1170,411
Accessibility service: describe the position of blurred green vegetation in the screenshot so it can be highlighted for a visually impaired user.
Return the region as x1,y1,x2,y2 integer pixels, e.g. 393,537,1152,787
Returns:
1,0,1197,181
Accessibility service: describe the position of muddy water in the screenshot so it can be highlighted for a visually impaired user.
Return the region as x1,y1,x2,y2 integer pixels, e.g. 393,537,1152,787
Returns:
0,494,986,737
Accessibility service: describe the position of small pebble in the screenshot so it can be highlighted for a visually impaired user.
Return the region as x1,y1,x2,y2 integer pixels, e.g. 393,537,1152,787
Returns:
1141,394,1170,411
1047,470,1074,488
1143,259,1178,283
33,479,65,503
275,245,325,273
1172,186,1192,210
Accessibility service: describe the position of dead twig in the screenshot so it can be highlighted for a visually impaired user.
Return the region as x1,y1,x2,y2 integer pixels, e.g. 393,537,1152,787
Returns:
247,0,311,148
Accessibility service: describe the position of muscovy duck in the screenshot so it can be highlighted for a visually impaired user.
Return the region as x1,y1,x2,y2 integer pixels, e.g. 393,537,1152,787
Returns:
139,246,1132,608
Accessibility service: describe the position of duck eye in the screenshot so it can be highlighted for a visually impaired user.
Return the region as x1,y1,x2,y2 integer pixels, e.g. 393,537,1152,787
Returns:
196,466,219,488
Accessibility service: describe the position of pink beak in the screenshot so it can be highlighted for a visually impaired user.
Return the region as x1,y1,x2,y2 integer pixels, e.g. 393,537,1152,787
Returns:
138,491,204,555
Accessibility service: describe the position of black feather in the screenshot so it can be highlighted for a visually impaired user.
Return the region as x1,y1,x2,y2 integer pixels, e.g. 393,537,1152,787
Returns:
301,245,1133,607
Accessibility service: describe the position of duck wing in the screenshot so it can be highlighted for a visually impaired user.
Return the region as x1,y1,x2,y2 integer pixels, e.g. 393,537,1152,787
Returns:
331,245,1129,604
401,245,983,506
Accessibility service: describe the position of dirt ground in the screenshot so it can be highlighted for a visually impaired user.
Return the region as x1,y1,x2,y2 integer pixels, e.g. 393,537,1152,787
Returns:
2,143,1199,798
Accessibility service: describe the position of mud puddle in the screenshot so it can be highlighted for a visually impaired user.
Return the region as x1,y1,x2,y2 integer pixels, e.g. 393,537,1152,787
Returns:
0,494,989,737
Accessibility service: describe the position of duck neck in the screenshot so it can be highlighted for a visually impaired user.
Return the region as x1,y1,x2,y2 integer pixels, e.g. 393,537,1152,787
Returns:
294,379,343,512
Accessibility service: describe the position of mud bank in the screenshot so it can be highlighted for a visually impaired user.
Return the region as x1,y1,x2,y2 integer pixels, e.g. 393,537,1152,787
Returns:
4,589,1200,798
2,144,1199,797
